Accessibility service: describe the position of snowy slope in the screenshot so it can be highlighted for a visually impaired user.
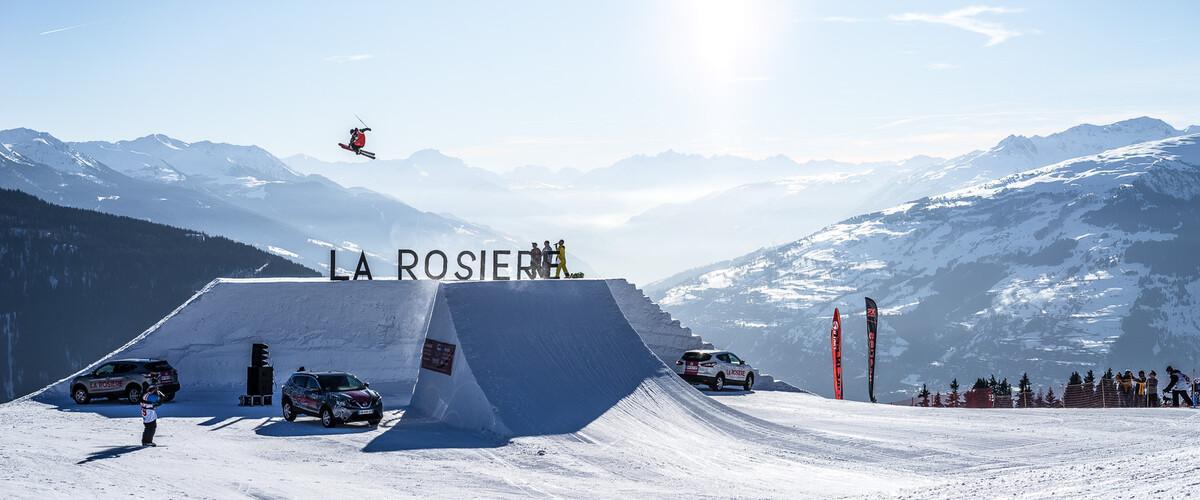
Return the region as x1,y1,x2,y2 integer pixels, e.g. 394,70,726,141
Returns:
6,390,1198,498
652,134,1200,401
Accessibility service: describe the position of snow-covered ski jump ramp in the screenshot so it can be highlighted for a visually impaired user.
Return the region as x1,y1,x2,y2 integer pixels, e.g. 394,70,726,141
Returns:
18,277,1023,496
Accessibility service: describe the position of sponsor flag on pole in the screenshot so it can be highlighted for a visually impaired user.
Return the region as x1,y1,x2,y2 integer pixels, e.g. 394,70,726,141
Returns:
830,308,843,400
865,297,879,403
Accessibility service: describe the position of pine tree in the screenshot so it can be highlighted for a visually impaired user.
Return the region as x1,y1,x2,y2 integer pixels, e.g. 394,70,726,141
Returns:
918,383,931,407
1084,370,1095,385
1045,386,1060,408
1018,373,1034,408
948,378,961,408
1069,371,1082,385
934,392,944,407
1034,388,1046,407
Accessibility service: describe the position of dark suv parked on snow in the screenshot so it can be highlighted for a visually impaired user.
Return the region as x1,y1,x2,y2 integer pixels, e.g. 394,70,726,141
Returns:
71,358,181,404
281,371,383,428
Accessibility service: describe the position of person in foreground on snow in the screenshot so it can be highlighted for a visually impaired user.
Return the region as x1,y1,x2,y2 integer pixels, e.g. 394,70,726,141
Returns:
140,383,163,446
1162,366,1193,408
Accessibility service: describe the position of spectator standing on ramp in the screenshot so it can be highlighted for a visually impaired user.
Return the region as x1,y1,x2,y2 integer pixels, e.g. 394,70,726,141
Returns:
1147,370,1160,407
140,383,163,446
554,239,571,278
541,240,553,279
529,242,542,278
1162,366,1193,408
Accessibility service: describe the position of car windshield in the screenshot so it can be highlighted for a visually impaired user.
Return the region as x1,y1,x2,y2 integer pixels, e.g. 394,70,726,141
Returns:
317,374,365,391
144,361,172,371
681,352,712,362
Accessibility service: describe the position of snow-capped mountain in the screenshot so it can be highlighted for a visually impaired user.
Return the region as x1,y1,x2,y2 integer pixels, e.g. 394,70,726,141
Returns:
649,134,1200,401
0,129,323,263
613,118,1195,283
73,134,300,187
886,117,1189,204
70,134,519,264
2,129,517,273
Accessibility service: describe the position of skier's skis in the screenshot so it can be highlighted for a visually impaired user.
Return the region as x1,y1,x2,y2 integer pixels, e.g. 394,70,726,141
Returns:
338,143,376,160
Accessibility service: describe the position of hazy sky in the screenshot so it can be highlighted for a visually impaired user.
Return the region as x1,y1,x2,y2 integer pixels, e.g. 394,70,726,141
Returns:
4,1,1199,170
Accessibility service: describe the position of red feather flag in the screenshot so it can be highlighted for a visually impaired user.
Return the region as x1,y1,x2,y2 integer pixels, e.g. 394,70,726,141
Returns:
830,307,844,400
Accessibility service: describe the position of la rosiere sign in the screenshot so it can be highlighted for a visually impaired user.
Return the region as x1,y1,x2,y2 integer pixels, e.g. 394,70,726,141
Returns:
327,248,561,281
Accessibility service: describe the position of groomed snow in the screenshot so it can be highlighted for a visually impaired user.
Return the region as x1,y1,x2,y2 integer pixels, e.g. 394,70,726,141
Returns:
3,390,1198,498
6,278,1198,498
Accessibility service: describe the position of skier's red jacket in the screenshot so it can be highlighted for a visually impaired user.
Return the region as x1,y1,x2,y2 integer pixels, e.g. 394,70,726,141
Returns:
352,131,367,148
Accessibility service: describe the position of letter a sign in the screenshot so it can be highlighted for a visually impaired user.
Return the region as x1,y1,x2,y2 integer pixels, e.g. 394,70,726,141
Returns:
830,307,843,400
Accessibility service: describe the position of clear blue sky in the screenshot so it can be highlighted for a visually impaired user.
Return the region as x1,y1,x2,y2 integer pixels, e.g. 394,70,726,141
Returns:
3,1,1198,170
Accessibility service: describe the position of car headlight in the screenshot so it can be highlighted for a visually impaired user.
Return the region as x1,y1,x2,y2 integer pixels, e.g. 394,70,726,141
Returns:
334,396,352,407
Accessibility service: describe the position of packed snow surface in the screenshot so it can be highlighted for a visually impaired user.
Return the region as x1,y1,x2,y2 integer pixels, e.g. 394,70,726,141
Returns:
4,278,1200,498
3,390,1198,498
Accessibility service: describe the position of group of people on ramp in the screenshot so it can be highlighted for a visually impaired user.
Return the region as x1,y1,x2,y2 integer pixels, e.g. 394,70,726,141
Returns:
527,239,573,279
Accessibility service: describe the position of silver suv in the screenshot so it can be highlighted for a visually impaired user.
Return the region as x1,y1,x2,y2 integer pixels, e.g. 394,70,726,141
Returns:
673,350,758,391
71,358,180,404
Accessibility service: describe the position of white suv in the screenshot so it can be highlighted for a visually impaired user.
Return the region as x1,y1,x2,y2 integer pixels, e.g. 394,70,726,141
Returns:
673,349,758,391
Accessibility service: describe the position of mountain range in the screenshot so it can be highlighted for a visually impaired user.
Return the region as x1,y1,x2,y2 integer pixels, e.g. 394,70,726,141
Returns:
288,117,1199,283
648,133,1200,400
1,129,516,277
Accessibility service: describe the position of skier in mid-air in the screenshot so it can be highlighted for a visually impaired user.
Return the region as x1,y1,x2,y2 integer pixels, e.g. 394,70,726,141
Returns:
340,127,375,159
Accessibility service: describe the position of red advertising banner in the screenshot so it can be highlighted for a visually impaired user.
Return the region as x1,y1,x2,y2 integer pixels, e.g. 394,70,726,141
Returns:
831,307,843,400
865,297,879,403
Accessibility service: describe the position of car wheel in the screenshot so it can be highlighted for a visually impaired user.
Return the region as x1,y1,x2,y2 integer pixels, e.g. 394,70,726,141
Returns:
320,406,337,428
744,373,754,391
161,392,176,403
368,417,382,426
72,386,91,404
126,385,143,404
711,374,725,392
282,400,297,422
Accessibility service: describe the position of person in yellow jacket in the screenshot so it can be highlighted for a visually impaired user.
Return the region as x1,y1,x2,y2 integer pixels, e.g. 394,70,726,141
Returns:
554,239,570,278
1136,370,1148,407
